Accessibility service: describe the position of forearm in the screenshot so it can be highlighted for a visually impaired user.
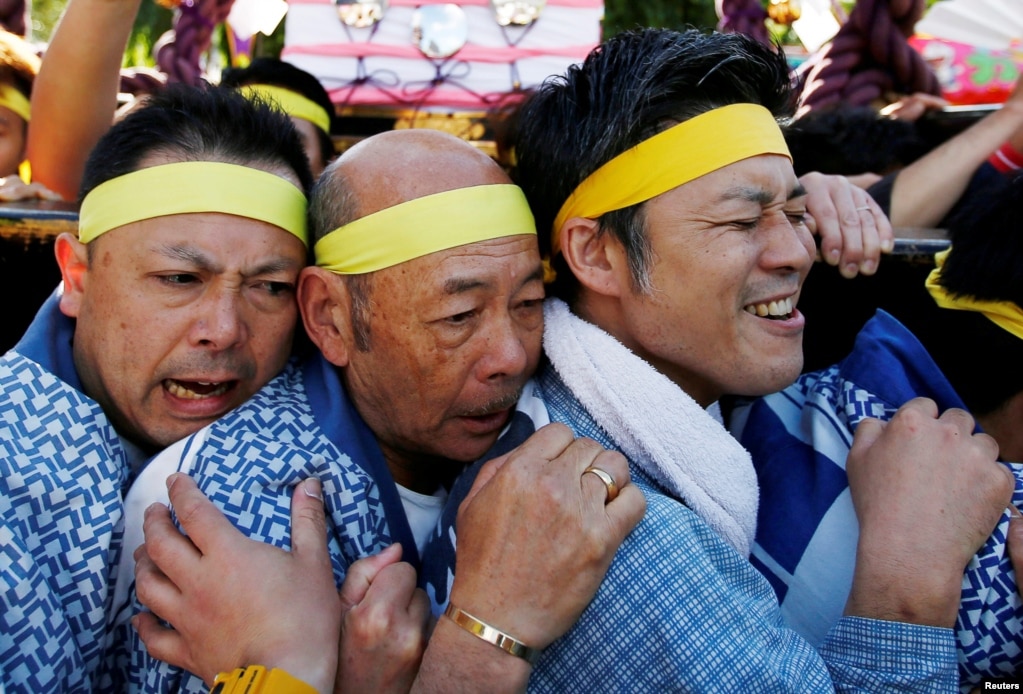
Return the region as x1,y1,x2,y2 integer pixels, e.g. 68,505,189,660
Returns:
890,99,1023,228
411,618,531,694
844,550,962,627
27,0,142,199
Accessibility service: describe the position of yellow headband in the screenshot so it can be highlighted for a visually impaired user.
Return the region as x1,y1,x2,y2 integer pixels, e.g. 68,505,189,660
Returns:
552,103,791,256
926,248,1023,340
239,84,332,135
315,184,536,274
78,161,308,245
0,83,30,123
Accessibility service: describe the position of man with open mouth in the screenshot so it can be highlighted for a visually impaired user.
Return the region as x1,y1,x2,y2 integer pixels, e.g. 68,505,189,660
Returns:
133,29,1015,694
0,86,644,694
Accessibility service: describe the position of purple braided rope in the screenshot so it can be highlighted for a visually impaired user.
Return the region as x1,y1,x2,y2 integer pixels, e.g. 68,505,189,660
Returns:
0,0,26,36
157,0,236,85
715,0,771,46
798,0,939,116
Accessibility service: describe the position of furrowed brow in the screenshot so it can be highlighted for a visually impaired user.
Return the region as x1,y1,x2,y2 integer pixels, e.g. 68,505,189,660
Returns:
719,186,776,206
158,245,223,273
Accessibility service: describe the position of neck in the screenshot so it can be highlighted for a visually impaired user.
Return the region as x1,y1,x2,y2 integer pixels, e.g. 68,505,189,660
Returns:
569,293,718,408
381,445,464,494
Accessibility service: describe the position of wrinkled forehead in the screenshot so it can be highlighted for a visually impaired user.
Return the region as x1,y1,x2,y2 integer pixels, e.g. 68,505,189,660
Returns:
373,234,543,297
647,153,804,213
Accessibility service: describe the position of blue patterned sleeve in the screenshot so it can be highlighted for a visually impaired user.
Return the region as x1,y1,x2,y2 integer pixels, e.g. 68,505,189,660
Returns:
519,484,957,693
820,617,957,692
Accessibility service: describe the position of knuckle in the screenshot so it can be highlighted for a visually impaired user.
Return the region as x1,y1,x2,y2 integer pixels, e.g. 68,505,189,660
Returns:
346,602,395,641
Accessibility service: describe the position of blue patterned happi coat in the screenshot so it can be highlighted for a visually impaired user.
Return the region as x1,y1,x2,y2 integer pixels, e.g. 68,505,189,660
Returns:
732,310,1023,690
1,293,414,693
421,361,959,693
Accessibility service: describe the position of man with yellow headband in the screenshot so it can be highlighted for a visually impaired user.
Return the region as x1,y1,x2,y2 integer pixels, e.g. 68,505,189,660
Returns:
0,84,314,692
732,174,1023,687
417,28,1015,691
122,126,643,693
222,57,337,179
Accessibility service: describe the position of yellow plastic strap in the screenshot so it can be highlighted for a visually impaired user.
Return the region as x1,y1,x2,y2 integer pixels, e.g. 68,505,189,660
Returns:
0,83,30,122
926,248,1023,340
551,103,791,256
78,161,308,246
211,665,318,694
240,84,332,135
315,183,536,274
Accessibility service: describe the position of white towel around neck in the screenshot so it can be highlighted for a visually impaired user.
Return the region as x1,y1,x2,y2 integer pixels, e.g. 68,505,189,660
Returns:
543,298,759,556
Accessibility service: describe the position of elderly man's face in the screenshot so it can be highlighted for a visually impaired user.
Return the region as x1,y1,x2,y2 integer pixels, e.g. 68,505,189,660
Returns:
59,211,306,449
342,235,544,476
609,153,814,406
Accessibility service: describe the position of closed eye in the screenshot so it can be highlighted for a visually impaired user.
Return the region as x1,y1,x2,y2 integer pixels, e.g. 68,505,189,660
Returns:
730,219,759,231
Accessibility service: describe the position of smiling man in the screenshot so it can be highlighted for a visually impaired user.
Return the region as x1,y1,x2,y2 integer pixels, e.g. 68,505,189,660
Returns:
419,28,1015,691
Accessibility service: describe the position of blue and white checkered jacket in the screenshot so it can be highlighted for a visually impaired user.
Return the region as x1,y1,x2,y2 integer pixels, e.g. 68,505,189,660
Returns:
421,358,959,692
732,309,1023,689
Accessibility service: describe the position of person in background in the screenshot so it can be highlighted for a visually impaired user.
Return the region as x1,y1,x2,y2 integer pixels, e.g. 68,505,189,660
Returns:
221,57,337,179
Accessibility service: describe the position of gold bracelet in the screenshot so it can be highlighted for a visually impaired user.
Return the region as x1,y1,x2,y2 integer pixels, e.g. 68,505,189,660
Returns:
443,602,542,666
211,665,318,694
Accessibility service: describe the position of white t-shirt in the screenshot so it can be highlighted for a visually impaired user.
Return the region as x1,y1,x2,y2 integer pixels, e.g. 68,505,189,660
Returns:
397,484,448,553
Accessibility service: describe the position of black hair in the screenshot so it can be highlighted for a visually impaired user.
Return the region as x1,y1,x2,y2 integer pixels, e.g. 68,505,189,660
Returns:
894,172,1023,415
512,27,795,301
79,83,315,203
783,106,930,177
220,57,336,168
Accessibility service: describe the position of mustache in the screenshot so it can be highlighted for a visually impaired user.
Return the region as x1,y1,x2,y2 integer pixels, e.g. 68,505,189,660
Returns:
456,389,523,418
157,353,257,383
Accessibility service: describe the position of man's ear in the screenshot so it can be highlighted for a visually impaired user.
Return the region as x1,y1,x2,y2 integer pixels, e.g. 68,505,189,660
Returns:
54,232,89,318
298,267,355,367
559,217,629,299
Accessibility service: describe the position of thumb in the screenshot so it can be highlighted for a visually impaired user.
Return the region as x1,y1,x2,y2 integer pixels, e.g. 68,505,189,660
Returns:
850,417,886,456
338,543,404,612
289,478,330,561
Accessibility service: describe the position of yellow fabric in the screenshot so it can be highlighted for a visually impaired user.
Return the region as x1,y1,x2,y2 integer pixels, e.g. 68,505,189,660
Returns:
211,666,317,693
315,184,536,274
78,161,308,245
926,248,1023,340
239,84,331,135
0,83,30,122
551,103,791,256
17,158,30,184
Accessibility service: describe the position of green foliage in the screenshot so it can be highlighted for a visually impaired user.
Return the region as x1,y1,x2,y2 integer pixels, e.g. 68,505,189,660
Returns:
27,0,64,42
125,2,173,67
603,0,718,37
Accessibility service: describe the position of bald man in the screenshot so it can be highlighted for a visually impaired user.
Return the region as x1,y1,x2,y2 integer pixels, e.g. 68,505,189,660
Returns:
124,129,644,693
